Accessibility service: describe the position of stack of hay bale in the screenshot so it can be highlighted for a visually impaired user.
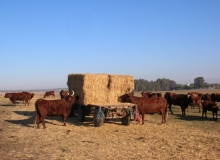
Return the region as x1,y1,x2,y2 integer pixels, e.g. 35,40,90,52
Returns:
67,73,134,105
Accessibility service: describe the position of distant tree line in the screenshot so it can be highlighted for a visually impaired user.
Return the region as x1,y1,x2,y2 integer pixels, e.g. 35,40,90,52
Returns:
134,77,219,91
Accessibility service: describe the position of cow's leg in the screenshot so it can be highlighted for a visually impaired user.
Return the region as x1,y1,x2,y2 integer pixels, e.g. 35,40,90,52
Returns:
41,116,46,129
141,113,145,124
36,114,40,129
181,106,186,116
161,110,165,124
13,99,16,106
24,99,27,106
212,111,214,120
168,104,173,114
63,115,67,126
197,103,201,113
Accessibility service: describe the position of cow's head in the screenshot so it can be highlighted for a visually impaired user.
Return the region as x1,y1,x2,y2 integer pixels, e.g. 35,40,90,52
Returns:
60,90,69,99
4,93,11,98
118,94,130,103
65,90,77,104
187,94,195,103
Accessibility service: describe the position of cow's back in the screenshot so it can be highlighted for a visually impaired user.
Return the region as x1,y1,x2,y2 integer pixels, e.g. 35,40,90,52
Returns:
140,97,167,114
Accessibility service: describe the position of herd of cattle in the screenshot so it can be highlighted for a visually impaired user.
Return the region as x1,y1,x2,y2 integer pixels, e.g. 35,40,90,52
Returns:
2,90,220,128
119,91,220,124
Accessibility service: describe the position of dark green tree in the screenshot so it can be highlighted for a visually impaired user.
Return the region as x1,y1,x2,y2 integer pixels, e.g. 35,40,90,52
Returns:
194,77,205,89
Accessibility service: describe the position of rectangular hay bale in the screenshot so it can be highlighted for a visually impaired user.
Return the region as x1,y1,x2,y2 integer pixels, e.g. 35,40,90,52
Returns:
67,73,134,105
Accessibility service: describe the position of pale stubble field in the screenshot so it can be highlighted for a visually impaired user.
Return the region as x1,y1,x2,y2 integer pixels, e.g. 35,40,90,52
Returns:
0,90,220,160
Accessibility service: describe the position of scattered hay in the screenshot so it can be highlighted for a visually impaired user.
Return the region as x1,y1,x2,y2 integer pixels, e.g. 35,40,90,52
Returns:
67,73,134,105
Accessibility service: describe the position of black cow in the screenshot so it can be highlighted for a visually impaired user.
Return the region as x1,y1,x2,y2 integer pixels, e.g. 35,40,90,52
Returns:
164,92,194,115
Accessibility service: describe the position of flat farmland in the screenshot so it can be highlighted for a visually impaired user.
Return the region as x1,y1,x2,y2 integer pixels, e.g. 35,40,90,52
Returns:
0,90,220,160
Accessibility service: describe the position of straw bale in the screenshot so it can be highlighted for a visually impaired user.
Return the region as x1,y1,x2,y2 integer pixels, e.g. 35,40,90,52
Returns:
67,73,134,105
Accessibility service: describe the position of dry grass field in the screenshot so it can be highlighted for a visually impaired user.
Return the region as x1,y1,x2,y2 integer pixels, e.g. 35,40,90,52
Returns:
0,90,220,160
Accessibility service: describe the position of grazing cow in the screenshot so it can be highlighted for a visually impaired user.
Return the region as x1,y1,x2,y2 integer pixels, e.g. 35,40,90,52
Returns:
119,92,168,124
4,92,34,106
201,93,212,102
202,101,218,120
164,92,194,115
35,90,77,129
211,93,220,103
60,90,69,99
44,91,55,98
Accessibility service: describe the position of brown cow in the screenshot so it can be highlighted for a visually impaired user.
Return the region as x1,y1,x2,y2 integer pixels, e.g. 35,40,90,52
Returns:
164,92,194,115
201,93,212,102
35,90,77,129
140,92,162,98
187,92,203,113
22,91,35,105
60,90,69,99
211,93,220,103
119,92,168,124
4,92,34,106
202,101,218,120
44,91,55,98
140,92,152,98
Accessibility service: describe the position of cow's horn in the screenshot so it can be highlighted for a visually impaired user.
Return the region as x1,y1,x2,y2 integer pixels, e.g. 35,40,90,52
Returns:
71,90,74,96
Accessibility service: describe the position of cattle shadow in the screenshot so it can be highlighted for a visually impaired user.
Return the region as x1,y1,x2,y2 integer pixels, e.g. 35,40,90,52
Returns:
173,114,219,122
0,102,25,107
5,116,36,128
14,111,35,116
0,104,15,107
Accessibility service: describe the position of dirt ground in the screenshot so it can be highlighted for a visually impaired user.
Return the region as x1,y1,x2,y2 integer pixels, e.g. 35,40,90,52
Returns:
0,90,220,160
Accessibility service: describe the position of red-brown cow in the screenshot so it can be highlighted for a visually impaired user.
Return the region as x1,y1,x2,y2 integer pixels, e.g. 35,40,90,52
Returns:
44,91,55,98
187,92,203,113
35,90,77,129
201,93,212,102
4,92,34,106
119,92,168,124
202,101,218,120
211,93,220,103
164,92,194,115
140,92,151,98
60,90,69,99
140,92,162,98
22,91,35,105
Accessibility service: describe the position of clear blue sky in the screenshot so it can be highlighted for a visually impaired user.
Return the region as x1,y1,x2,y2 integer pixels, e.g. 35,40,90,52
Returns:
0,0,220,90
